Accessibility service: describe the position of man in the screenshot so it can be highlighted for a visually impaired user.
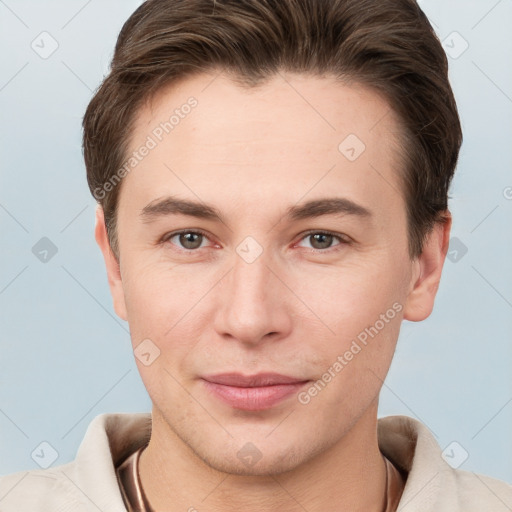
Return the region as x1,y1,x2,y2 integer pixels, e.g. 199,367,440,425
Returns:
1,0,511,510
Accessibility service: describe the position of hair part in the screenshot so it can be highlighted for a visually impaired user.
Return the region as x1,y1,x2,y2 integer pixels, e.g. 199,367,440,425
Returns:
83,0,462,260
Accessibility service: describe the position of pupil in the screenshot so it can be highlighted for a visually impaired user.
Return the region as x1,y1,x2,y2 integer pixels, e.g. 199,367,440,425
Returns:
181,233,201,249
312,233,332,249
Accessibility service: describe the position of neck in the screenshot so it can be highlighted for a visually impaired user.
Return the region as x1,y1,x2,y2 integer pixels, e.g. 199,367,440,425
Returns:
139,401,387,512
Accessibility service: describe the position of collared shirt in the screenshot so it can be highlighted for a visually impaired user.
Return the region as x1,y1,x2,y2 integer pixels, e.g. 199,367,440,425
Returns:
1,413,511,511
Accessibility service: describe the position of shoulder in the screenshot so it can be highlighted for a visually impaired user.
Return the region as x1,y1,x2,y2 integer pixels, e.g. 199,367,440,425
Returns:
0,463,88,511
448,468,512,510
0,412,151,512
378,415,512,511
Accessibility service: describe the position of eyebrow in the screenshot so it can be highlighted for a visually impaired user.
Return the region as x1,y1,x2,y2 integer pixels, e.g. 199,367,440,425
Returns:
140,195,372,224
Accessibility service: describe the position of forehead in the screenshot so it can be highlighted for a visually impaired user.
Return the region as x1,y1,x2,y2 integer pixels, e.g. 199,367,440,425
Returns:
135,71,400,149
121,71,405,219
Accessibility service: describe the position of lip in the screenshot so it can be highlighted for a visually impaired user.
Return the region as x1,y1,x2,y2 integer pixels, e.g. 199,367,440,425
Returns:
201,372,310,411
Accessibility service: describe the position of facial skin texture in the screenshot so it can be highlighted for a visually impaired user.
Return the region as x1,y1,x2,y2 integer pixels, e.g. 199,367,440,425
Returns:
95,72,451,512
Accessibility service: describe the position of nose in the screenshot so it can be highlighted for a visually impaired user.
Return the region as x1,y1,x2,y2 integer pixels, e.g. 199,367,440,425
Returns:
213,248,292,346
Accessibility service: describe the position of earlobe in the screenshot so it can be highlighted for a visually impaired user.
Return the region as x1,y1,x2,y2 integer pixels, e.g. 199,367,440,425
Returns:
403,213,452,322
94,205,128,321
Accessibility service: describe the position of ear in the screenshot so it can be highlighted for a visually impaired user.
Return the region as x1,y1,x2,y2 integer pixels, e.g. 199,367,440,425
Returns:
403,212,452,322
94,205,128,321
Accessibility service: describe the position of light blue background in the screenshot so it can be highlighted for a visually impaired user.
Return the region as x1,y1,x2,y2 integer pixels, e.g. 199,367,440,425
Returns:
1,0,511,485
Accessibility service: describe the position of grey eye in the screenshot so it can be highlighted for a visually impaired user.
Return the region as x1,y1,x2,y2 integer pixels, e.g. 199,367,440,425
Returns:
178,232,204,250
165,231,207,250
307,233,336,250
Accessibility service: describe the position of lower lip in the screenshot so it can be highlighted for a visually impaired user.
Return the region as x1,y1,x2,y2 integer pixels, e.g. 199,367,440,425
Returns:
202,380,309,411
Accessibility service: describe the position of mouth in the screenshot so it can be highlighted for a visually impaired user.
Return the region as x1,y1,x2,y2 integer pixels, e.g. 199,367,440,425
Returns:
201,372,311,411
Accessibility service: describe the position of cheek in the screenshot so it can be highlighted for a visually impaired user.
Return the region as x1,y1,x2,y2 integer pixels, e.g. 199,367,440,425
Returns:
120,263,201,399
288,256,407,389
288,254,407,334
120,241,410,363
121,251,189,320
120,258,218,359
297,306,403,422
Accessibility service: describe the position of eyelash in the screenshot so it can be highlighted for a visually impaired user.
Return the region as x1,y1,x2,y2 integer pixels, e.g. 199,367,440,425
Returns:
160,229,351,254
297,229,352,252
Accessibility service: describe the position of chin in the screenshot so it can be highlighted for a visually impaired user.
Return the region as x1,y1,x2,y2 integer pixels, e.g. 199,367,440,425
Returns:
199,445,308,477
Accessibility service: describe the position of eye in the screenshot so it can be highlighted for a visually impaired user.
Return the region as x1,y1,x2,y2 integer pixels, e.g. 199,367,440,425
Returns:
162,230,212,251
296,231,350,251
160,229,350,253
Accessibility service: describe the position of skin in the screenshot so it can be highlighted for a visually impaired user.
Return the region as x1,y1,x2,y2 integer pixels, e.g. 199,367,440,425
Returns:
95,71,451,512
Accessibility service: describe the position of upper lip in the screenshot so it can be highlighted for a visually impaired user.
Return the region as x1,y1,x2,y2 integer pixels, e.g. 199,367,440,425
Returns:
202,372,309,387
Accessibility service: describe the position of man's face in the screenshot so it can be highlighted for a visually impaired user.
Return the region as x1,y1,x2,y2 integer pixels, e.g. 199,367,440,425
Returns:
104,72,424,474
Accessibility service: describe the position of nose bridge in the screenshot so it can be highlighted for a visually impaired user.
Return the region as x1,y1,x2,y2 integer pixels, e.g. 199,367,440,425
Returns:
214,243,290,344
232,257,266,305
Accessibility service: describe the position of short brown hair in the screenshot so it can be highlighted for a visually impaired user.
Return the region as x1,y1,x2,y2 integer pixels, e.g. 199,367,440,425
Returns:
83,0,462,259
